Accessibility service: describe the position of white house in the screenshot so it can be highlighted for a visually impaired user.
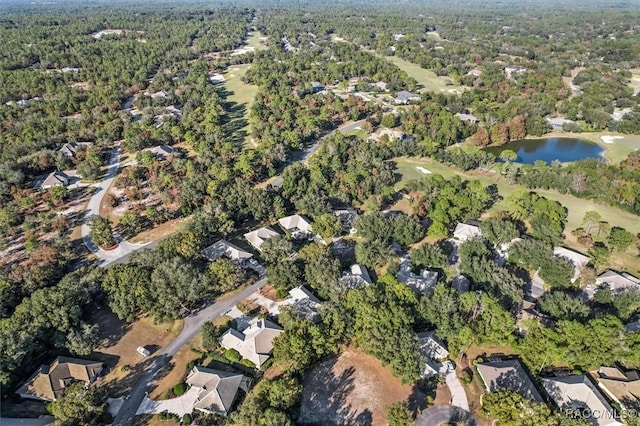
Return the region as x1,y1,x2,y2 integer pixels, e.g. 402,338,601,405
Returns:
40,171,70,189
201,240,253,265
278,214,313,239
219,318,283,368
553,246,590,283
244,226,279,251
453,222,482,242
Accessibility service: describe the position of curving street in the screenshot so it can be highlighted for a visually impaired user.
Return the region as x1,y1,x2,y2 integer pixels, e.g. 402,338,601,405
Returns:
416,405,479,426
81,145,151,266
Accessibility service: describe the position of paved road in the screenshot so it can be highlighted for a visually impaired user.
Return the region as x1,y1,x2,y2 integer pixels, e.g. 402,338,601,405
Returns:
415,405,478,426
112,278,267,425
80,145,153,267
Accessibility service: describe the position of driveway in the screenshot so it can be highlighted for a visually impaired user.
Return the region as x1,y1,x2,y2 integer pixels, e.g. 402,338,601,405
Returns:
136,387,199,416
80,145,151,266
112,278,267,425
445,368,469,411
416,405,478,426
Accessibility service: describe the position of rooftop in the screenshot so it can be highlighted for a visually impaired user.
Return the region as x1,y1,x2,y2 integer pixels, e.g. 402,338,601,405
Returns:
476,359,543,403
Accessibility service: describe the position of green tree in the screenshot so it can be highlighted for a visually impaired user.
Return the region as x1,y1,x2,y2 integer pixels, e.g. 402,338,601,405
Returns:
312,213,343,239
355,239,394,269
480,217,520,247
538,291,590,321
387,402,413,426
49,382,111,426
411,243,448,270
607,227,634,252
117,211,145,238
88,216,114,248
208,258,245,293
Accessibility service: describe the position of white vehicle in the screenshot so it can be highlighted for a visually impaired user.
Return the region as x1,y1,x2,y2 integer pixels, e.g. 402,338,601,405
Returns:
137,346,151,357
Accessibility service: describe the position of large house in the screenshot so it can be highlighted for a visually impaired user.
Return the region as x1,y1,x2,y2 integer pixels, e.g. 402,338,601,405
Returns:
553,246,590,283
453,222,482,242
244,226,279,251
278,214,313,239
219,318,283,367
394,90,421,104
476,359,543,402
39,171,70,190
185,366,250,416
397,257,438,295
542,375,623,426
142,144,175,160
59,142,92,158
201,240,253,265
417,331,448,378
16,357,103,401
340,264,372,290
596,366,640,412
596,270,640,293
288,286,322,323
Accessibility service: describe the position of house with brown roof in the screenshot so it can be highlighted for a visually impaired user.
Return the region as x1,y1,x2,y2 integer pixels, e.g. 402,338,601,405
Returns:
596,366,640,412
185,366,250,416
477,359,543,403
219,318,283,367
16,357,103,401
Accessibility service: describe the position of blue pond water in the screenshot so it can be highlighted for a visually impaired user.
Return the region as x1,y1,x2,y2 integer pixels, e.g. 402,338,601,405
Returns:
484,137,604,165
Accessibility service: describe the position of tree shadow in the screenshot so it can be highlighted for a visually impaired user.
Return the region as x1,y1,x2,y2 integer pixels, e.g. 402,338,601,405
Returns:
298,360,378,426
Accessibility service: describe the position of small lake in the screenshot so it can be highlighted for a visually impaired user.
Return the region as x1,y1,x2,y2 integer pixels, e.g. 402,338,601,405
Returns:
484,137,604,165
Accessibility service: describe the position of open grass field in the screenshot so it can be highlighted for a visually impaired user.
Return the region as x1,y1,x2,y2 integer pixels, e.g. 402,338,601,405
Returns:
223,63,259,148
385,55,465,94
394,156,640,273
245,31,269,50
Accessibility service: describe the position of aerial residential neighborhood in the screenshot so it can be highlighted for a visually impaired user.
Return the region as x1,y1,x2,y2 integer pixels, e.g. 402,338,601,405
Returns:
2,0,640,425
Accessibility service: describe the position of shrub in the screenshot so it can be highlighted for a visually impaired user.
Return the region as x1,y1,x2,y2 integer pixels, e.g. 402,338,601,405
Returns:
225,348,242,363
182,413,192,425
173,382,187,396
241,359,256,369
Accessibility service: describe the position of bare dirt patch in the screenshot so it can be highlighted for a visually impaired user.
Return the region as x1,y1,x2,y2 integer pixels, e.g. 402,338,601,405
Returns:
129,217,187,244
298,347,426,425
89,307,182,396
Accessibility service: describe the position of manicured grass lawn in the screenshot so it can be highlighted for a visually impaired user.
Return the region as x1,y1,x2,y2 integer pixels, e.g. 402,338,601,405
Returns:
222,63,259,147
245,31,268,50
394,156,640,236
384,55,465,94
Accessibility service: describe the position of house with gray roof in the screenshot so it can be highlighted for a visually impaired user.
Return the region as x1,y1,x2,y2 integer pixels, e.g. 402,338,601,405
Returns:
288,286,322,323
340,264,372,290
39,171,70,190
142,144,175,160
59,142,92,158
219,318,283,367
201,240,253,265
476,359,543,402
16,357,103,401
397,257,438,295
185,366,250,416
553,246,589,283
394,90,421,104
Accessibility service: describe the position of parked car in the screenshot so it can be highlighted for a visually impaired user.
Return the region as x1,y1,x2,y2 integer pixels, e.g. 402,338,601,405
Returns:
137,346,151,357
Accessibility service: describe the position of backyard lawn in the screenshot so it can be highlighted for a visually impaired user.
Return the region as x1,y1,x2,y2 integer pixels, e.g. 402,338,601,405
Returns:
385,55,465,94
